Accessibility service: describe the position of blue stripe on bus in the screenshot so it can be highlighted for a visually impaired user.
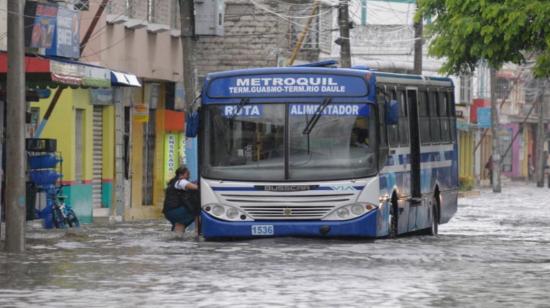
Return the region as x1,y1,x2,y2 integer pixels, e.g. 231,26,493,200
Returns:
387,150,454,164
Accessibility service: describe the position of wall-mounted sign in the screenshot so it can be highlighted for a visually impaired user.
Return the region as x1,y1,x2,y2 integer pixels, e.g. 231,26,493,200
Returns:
477,107,491,128
164,133,179,184
24,2,58,50
50,60,111,87
46,6,80,59
91,89,114,105
0,0,7,51
133,104,149,122
24,1,80,59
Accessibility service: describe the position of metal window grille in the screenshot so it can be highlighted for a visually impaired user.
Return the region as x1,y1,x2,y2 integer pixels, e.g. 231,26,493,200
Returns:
147,0,155,23
75,109,85,183
288,4,320,50
171,0,180,29
142,110,156,205
460,75,472,104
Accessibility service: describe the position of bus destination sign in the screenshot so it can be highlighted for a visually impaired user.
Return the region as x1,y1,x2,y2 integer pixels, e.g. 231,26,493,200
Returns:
207,74,368,98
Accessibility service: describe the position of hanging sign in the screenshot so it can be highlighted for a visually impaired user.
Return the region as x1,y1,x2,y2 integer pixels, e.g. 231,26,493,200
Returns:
164,133,179,184
91,89,114,105
477,107,491,128
46,6,80,59
133,104,149,122
24,2,58,50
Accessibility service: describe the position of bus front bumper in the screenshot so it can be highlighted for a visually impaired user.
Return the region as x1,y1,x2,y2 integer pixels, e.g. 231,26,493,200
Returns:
200,210,378,239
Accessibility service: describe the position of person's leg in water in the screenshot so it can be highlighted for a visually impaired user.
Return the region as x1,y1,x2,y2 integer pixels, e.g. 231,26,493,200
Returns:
165,206,195,235
174,223,186,234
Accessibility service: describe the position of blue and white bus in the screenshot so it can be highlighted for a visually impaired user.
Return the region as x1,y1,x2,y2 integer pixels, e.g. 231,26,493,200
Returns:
192,65,458,239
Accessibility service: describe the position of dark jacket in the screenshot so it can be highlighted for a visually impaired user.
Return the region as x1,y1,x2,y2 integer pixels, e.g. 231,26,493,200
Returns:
162,180,201,216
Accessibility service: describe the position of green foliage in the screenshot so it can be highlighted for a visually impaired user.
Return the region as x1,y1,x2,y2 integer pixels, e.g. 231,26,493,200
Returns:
417,0,550,77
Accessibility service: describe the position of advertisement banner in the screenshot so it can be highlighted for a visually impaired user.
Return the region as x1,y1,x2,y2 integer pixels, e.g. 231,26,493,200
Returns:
477,107,491,128
164,134,179,184
0,0,7,51
46,6,80,59
91,89,114,105
133,104,149,123
24,2,58,50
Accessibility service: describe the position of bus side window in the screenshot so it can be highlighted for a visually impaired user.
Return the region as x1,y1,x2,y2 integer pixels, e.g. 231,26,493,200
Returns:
429,90,441,143
376,88,388,147
387,88,399,147
419,90,431,145
438,91,450,143
448,92,457,142
398,90,409,146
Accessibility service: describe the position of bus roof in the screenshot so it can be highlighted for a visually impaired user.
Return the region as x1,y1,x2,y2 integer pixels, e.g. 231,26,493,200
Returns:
205,67,453,83
374,71,454,87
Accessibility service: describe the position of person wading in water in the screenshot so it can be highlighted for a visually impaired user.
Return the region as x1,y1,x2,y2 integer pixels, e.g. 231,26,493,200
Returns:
163,166,200,235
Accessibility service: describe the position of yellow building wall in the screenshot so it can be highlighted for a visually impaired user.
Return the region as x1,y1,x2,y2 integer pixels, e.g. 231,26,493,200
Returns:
73,89,94,183
31,87,96,223
32,88,93,183
459,131,475,179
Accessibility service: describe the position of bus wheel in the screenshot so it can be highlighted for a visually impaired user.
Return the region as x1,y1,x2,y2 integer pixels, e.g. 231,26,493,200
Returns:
389,198,398,238
429,195,439,236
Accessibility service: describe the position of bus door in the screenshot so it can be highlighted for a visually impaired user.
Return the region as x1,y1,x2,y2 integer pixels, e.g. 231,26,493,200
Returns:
406,88,421,230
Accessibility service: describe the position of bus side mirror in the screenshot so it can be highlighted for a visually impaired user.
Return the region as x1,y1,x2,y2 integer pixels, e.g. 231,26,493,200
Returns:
385,99,399,125
186,111,200,138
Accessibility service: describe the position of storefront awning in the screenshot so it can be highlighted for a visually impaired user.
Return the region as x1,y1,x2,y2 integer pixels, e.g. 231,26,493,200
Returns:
111,71,142,87
0,52,141,88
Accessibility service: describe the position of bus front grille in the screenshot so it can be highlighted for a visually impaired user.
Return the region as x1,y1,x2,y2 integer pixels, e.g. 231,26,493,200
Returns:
217,193,355,220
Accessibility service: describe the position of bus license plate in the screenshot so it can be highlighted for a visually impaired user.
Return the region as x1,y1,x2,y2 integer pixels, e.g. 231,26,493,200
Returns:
251,225,274,236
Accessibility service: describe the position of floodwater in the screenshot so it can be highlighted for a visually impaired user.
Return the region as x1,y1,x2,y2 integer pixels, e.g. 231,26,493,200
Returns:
1,183,550,307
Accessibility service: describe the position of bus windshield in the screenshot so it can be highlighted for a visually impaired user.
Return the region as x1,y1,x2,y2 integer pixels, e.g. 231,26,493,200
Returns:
203,102,378,181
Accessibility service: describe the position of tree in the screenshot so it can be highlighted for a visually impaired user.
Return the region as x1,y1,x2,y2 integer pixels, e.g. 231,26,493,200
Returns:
417,0,550,77
417,0,550,192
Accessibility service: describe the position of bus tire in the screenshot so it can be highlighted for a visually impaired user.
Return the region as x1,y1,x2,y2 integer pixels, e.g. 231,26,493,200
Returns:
389,196,398,238
429,194,439,236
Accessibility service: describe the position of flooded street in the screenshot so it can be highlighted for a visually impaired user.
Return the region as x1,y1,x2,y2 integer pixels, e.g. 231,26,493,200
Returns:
2,183,550,307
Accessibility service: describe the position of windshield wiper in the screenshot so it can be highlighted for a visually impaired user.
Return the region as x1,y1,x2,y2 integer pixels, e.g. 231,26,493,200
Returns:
229,98,250,122
302,97,332,135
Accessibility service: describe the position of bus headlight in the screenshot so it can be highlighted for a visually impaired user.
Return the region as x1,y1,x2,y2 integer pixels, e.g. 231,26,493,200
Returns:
212,205,225,217
351,204,365,216
226,207,239,219
202,203,253,222
337,208,350,218
323,202,378,221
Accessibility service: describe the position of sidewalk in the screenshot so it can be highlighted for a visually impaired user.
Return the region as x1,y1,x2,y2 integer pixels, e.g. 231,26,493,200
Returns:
460,176,550,198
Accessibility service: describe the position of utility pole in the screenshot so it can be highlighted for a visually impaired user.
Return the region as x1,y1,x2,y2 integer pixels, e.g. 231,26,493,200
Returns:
337,0,352,68
180,0,196,113
5,0,26,252
535,82,546,187
490,68,502,193
413,11,423,75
